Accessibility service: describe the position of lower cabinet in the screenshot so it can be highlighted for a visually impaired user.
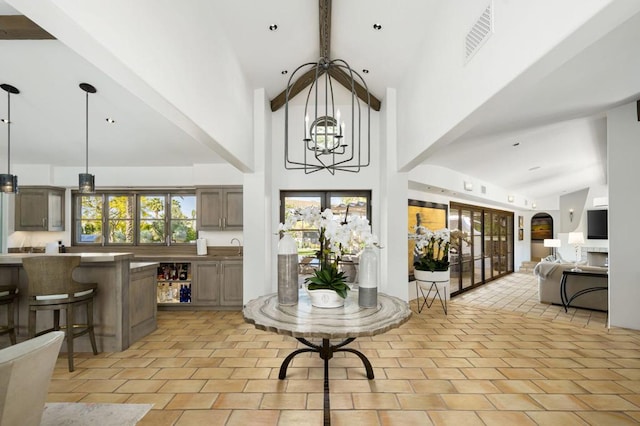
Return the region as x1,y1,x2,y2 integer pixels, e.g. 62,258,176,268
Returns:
193,260,243,308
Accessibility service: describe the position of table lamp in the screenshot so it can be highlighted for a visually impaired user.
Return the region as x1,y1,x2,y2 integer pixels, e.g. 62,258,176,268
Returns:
543,239,561,259
567,232,585,271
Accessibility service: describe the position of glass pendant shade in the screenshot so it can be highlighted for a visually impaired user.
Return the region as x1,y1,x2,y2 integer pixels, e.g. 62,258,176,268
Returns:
78,172,95,194
0,174,17,193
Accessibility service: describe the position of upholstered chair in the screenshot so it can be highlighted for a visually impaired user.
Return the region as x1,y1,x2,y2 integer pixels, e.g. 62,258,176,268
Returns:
0,331,64,426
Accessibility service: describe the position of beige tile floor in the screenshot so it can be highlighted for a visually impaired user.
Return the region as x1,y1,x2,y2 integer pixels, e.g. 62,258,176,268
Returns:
45,272,640,425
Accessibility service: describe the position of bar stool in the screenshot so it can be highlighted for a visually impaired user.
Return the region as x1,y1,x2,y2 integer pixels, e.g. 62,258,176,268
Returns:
0,285,18,345
22,256,98,371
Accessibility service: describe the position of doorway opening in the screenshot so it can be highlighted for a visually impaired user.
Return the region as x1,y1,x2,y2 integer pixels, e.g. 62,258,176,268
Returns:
530,213,554,261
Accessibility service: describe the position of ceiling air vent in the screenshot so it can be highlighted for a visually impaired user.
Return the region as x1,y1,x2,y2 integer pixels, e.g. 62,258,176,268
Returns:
481,185,487,194
465,2,494,63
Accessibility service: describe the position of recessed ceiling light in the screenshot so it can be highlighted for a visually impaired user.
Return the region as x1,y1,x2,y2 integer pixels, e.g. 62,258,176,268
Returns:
281,70,288,75
269,24,278,31
512,142,520,147
373,23,382,30
105,118,115,124
362,69,369,74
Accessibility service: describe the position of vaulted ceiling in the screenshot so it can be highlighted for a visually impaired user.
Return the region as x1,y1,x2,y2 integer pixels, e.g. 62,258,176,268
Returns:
1,1,639,202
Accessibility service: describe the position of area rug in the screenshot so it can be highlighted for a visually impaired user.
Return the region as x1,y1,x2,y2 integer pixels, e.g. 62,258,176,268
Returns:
41,403,152,425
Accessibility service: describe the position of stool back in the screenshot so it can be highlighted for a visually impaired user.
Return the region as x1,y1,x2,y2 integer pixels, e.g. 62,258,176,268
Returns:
22,256,82,298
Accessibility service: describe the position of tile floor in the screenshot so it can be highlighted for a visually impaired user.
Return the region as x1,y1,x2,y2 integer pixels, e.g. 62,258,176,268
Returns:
45,272,640,425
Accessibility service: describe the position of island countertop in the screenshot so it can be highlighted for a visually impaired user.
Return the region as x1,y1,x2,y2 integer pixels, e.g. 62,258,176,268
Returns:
0,252,155,352
0,252,134,264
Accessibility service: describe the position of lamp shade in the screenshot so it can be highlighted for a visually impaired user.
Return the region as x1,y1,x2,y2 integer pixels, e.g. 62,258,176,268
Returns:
568,232,585,245
543,239,561,248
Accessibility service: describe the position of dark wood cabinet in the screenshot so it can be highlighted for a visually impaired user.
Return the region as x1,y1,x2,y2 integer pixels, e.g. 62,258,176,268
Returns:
14,186,65,231
196,186,243,231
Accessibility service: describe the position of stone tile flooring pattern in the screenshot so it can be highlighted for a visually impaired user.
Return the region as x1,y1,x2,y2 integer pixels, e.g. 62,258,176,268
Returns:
46,272,640,425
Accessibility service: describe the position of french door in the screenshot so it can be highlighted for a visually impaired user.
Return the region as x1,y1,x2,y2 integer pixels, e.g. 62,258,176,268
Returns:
449,203,514,296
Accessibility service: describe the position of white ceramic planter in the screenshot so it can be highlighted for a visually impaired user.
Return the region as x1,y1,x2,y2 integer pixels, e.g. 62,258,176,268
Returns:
414,269,449,283
307,289,345,308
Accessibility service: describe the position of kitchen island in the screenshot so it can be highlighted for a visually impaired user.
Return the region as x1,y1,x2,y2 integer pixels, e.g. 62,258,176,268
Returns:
0,253,157,352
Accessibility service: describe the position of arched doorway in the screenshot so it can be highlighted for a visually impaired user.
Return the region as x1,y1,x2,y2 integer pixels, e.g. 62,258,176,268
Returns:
530,213,554,261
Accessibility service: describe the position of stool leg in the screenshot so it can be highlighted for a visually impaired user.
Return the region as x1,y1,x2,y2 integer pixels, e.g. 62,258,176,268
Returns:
66,305,75,372
28,309,36,338
87,299,98,355
53,310,61,331
7,299,15,345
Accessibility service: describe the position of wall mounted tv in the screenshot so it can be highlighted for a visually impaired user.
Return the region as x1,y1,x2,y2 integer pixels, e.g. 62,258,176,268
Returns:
587,209,608,239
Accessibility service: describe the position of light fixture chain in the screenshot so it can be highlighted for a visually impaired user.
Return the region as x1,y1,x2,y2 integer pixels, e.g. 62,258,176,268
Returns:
85,89,89,174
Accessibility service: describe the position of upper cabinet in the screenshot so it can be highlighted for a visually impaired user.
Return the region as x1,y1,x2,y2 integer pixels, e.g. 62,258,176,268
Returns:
196,186,243,231
15,186,65,231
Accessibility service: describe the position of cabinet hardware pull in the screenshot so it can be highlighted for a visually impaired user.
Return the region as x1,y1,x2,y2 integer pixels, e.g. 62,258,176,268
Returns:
222,217,226,229
219,218,222,228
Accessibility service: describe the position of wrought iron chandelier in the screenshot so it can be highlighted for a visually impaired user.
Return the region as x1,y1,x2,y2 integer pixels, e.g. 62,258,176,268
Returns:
278,0,378,174
284,57,371,174
0,84,19,193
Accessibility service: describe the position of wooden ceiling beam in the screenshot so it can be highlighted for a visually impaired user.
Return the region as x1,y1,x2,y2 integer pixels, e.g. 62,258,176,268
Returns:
270,67,326,112
0,15,55,40
319,0,331,59
328,67,381,111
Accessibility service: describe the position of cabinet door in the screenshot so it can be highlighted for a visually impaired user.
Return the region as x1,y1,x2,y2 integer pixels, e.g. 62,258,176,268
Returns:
197,188,223,230
47,189,65,231
15,188,48,231
193,262,221,305
221,260,243,307
223,188,243,229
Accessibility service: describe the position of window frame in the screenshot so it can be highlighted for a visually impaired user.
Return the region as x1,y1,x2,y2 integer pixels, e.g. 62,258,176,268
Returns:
72,189,197,246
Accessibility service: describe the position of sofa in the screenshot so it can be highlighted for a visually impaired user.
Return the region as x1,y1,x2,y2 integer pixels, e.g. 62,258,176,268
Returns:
534,262,608,311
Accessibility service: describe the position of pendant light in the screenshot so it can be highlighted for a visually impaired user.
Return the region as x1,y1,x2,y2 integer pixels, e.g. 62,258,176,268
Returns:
0,84,19,193
78,83,96,193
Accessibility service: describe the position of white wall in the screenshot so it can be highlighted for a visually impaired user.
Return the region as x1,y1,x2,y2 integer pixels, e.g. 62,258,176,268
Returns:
607,101,640,329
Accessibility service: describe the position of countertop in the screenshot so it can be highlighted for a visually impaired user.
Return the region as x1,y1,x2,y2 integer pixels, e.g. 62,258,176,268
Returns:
0,252,134,265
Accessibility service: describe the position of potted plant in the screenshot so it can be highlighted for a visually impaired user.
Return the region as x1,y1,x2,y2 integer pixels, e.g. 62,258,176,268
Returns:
409,226,450,282
280,206,376,307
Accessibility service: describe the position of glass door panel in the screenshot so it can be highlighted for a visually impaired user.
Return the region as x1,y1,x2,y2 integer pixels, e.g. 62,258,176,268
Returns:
460,209,473,290
449,207,461,294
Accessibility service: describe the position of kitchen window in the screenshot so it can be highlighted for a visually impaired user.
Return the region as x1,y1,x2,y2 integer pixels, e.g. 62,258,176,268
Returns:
73,191,196,246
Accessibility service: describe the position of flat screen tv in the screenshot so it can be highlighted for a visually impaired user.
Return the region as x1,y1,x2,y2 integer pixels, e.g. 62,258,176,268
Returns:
587,209,608,240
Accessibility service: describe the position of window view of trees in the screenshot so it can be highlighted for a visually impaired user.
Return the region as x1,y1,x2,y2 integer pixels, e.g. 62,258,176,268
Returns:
74,192,196,246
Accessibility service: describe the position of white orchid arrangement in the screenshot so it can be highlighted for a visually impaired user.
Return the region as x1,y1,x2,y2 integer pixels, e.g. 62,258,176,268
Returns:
408,226,450,272
279,206,377,297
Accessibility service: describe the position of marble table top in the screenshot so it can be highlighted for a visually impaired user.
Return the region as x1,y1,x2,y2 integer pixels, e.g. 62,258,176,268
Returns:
243,290,412,339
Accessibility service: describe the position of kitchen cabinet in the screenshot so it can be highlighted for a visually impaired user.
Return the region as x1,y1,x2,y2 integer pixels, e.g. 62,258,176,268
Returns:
196,186,242,231
14,186,65,231
193,260,242,308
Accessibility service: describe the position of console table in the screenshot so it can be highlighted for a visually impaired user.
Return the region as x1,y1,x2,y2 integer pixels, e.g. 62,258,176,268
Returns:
560,269,608,312
243,290,411,426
